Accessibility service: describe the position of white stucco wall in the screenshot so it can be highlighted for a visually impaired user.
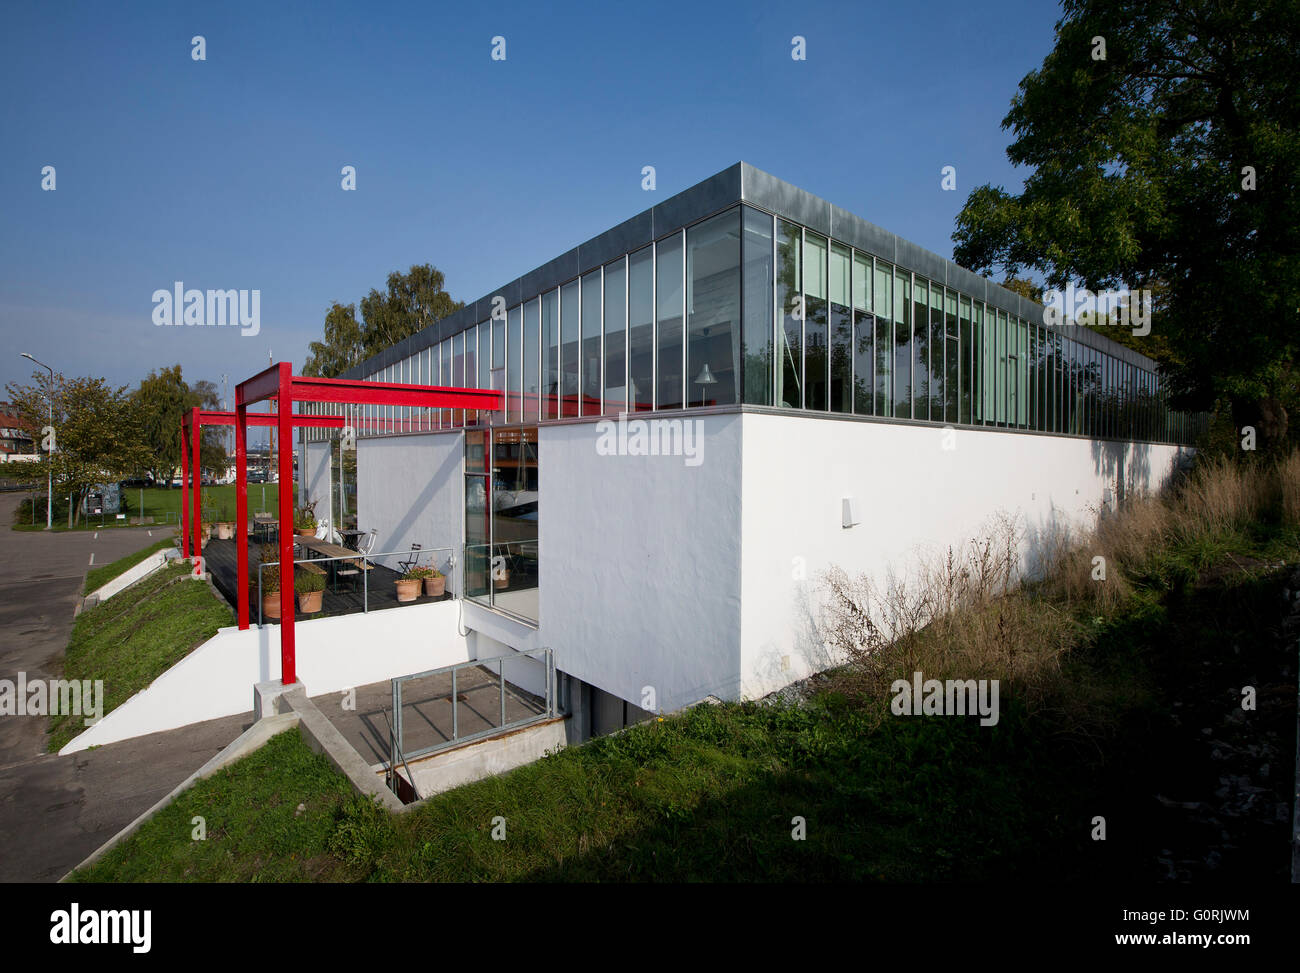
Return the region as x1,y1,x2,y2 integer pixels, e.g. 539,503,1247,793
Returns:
345,410,1189,720
358,431,463,584
60,601,470,753
535,414,744,713
737,412,1191,699
302,441,332,527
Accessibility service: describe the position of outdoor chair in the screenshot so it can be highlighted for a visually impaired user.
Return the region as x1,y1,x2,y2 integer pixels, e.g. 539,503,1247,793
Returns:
335,528,376,594
397,543,423,574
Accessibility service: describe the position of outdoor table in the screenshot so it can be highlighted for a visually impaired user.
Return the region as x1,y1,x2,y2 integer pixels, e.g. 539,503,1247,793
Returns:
337,528,366,551
296,536,367,592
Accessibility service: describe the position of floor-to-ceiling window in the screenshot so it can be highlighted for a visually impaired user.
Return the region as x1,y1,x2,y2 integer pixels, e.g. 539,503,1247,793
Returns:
465,426,539,624
776,220,802,409
741,207,774,405
874,261,893,417
893,269,911,418
541,289,558,419
686,208,741,407
655,231,685,410
560,284,579,418
603,257,627,415
851,249,873,416
628,246,654,413
581,271,602,415
829,242,853,414
803,231,829,411
523,300,539,422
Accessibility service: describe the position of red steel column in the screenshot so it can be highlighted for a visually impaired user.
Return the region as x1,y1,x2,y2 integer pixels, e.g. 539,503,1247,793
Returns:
191,407,203,561
235,399,250,630
277,365,297,685
180,424,190,558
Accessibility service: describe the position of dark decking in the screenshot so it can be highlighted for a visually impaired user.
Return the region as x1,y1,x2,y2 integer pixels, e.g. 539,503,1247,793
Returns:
204,535,451,622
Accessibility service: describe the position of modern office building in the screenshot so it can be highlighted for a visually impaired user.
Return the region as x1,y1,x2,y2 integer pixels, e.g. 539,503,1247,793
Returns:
299,162,1199,736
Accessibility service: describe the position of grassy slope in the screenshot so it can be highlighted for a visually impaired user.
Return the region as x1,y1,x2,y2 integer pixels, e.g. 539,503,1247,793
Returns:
83,538,176,594
50,563,234,752
70,463,1300,882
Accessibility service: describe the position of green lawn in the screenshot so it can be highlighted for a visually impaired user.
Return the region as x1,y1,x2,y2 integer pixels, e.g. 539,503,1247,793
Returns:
50,562,234,752
13,483,283,532
66,459,1300,883
69,527,1298,881
83,538,176,594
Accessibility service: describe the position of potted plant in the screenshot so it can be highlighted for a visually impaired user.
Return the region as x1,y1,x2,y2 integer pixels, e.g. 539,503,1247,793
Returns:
406,564,445,598
215,504,235,540
294,499,318,537
395,569,423,603
422,565,446,598
295,570,325,613
259,544,282,620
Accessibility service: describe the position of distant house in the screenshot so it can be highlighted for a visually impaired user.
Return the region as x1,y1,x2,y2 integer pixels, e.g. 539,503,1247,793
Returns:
0,401,34,459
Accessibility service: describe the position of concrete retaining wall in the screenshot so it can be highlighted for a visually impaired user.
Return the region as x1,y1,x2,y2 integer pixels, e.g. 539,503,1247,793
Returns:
395,716,568,799
59,600,471,754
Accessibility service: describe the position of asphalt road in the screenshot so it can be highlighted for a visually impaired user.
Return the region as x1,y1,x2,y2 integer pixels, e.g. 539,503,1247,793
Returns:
0,494,251,881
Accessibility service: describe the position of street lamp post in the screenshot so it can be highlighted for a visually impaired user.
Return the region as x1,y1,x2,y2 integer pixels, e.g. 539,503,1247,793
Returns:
19,352,53,530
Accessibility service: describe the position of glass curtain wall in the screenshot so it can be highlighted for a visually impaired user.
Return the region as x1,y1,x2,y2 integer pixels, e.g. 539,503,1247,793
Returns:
354,205,1193,446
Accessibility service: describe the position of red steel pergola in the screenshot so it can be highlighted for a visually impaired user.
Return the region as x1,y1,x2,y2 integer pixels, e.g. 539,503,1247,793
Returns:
234,362,502,686
180,407,346,560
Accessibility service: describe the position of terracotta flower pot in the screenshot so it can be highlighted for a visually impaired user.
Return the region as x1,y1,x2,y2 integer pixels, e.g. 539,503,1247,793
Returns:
298,589,323,613
215,522,234,540
423,575,446,597
262,592,282,619
493,572,510,590
395,578,421,603
295,527,315,537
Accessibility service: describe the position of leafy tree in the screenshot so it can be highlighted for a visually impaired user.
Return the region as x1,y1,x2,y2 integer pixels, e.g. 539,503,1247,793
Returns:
952,0,1300,449
359,264,463,358
131,365,225,486
5,371,149,526
303,266,463,378
303,303,365,377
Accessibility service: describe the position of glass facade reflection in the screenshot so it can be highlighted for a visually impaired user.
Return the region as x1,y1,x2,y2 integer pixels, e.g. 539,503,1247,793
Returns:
315,188,1202,448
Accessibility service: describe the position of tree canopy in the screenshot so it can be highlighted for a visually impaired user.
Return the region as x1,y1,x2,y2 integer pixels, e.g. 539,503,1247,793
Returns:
952,0,1300,446
5,371,149,526
303,264,463,377
130,365,224,486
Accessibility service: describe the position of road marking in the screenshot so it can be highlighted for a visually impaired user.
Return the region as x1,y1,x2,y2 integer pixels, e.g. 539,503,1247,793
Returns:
88,553,95,565
93,532,98,539
147,530,152,536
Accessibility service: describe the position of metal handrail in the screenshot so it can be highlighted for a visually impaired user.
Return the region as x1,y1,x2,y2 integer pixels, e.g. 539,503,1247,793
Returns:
255,545,456,624
389,647,554,772
387,714,422,802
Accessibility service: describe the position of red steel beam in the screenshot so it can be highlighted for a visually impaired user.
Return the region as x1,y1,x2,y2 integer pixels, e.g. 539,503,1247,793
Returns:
235,399,249,630
179,426,189,558
226,361,505,689
190,407,203,562
291,374,501,410
236,363,283,407
275,363,297,684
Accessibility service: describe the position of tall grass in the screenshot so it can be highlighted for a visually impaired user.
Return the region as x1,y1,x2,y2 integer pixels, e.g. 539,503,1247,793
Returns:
819,450,1300,721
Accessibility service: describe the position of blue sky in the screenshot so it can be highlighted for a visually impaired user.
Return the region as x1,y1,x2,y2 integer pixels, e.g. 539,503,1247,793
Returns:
0,0,1063,398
